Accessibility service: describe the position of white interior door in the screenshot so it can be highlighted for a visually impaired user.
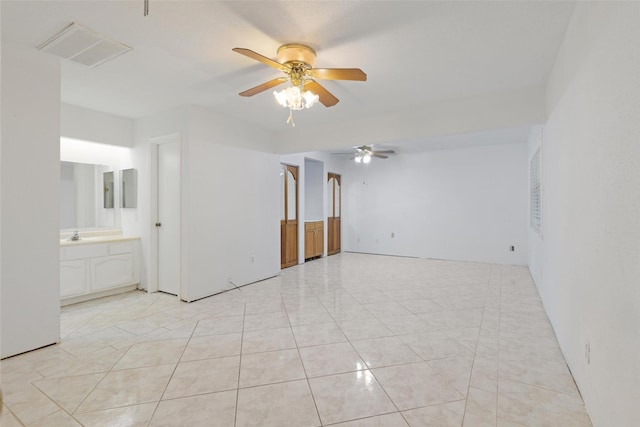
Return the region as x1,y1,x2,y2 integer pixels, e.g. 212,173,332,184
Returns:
157,140,181,295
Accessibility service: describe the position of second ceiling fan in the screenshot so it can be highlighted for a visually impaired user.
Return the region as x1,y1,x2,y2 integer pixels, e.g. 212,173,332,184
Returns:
233,44,367,108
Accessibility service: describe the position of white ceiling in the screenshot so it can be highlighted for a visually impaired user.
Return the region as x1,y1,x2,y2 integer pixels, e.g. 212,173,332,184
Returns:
2,1,575,150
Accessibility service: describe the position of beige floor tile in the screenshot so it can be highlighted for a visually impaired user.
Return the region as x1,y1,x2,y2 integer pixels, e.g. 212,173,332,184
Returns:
150,391,236,427
398,298,442,314
364,301,414,317
236,380,320,427
74,402,157,427
351,336,422,368
181,333,242,361
38,347,125,378
469,356,498,393
338,318,396,341
498,379,591,426
330,412,409,426
113,339,188,370
3,254,592,426
242,327,297,354
239,349,305,387
75,364,175,413
243,311,290,332
163,356,240,399
499,357,579,396
2,384,60,425
379,315,437,335
0,407,22,427
372,362,465,411
400,332,475,361
309,370,396,425
463,387,497,427
0,345,73,375
28,409,83,426
193,316,244,336
292,322,348,347
326,305,376,322
427,356,474,396
286,308,335,326
401,400,466,427
59,326,136,356
299,342,366,378
34,373,104,413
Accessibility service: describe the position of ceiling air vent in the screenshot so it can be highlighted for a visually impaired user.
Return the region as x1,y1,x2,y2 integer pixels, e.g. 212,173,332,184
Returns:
37,22,132,68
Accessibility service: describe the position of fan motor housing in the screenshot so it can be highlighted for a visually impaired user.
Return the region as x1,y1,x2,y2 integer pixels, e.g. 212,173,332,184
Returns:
277,44,317,68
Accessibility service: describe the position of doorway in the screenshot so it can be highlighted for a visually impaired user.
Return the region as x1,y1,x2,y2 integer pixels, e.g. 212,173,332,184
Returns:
151,135,181,297
281,164,298,268
327,172,341,255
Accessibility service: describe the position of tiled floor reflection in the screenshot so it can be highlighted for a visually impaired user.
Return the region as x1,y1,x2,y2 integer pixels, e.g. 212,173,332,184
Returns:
1,253,592,426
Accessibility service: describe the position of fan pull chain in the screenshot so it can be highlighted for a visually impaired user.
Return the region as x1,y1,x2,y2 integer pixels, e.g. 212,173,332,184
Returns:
286,109,295,127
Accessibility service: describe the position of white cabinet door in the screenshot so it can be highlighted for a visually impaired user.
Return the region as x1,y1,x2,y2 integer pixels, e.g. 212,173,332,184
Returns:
60,260,88,297
91,254,134,291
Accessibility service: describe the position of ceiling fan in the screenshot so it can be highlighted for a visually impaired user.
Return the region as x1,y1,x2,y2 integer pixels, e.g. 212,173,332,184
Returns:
333,145,396,163
232,44,367,109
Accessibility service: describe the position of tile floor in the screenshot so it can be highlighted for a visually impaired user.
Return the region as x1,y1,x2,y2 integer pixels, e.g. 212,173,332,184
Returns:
1,253,592,426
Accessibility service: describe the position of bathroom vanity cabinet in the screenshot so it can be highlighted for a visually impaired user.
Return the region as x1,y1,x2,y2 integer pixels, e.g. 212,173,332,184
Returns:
304,221,324,260
60,237,140,305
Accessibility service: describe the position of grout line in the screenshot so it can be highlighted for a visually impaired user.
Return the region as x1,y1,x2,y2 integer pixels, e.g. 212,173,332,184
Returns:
147,313,199,424
232,303,247,427
280,294,324,426
460,263,495,426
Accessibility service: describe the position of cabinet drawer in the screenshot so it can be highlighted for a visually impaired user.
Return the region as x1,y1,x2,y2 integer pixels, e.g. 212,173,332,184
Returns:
109,241,134,255
65,244,108,261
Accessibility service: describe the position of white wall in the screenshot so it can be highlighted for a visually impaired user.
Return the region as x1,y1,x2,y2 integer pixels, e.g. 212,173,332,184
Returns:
304,158,324,221
132,107,190,290
184,107,280,300
133,106,281,300
345,142,529,265
531,3,640,426
1,44,61,358
61,103,133,148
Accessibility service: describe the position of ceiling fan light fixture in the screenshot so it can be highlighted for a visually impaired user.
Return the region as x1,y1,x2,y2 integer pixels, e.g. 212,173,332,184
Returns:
273,85,319,126
362,153,371,164
273,86,318,110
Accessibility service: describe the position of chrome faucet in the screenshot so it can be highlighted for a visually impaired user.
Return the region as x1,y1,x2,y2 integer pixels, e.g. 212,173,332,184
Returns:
70,231,80,241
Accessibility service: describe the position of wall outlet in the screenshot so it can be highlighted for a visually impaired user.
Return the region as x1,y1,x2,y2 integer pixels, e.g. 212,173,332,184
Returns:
509,245,515,252
585,340,591,365
391,232,395,238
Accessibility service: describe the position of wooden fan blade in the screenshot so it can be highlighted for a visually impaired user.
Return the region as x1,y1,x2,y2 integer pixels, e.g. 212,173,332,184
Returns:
310,68,367,81
372,153,389,159
232,48,289,71
304,81,339,107
373,150,395,154
239,77,287,97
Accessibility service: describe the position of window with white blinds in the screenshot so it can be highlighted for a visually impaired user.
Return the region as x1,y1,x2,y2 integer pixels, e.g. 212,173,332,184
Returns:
530,148,542,231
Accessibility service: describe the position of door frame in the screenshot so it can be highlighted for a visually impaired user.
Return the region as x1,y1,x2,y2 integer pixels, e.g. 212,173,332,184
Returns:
327,172,341,256
149,133,182,300
281,163,299,269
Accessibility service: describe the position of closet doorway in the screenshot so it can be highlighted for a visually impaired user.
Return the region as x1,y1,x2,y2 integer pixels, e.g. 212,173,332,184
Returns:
327,173,341,255
281,164,298,268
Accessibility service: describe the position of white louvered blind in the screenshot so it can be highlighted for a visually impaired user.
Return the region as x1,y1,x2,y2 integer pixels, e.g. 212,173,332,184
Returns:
530,148,542,231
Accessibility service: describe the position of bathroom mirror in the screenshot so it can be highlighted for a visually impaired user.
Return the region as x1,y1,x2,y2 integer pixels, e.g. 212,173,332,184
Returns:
121,168,137,208
60,161,115,229
103,171,114,208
